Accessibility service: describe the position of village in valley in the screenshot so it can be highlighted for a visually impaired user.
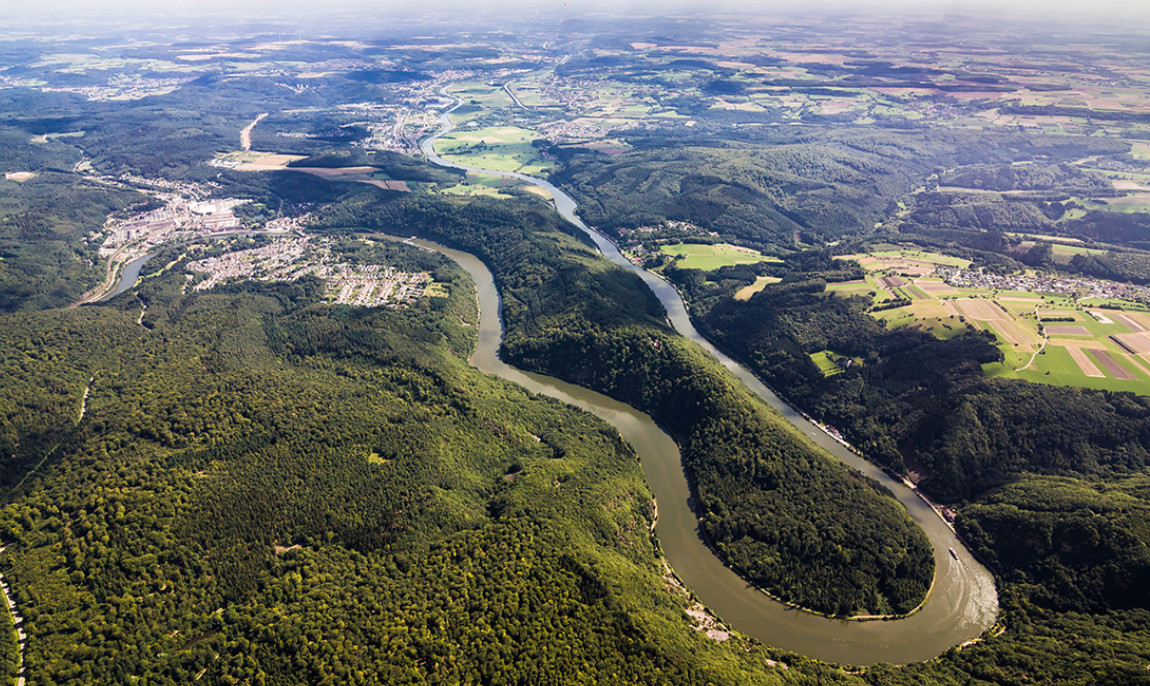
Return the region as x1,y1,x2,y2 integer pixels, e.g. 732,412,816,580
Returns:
187,236,434,308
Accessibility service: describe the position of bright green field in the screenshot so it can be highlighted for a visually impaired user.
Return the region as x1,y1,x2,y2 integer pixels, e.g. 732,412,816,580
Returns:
810,350,845,377
1101,196,1150,214
1051,243,1108,260
987,345,1150,395
439,183,514,199
1078,297,1150,311
437,172,518,199
839,249,973,269
448,81,513,111
436,125,554,176
660,243,781,271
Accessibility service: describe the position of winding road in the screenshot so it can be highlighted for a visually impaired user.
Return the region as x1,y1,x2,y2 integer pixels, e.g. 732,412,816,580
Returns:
419,91,999,665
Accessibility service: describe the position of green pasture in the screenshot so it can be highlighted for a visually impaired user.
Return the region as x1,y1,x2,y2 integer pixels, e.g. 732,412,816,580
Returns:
435,125,553,176
988,344,1150,396
810,350,845,377
660,243,781,271
824,281,871,294
1051,243,1108,260
437,172,522,199
438,183,514,200
1074,195,1150,215
448,81,513,110
1078,297,1150,311
866,249,972,268
1100,195,1150,214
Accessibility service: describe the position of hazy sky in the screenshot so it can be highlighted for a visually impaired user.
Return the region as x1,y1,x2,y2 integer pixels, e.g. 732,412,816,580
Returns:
10,0,1149,28
18,0,1150,15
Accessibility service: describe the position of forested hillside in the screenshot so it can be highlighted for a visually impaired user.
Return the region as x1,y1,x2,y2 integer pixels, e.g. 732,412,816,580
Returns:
0,169,146,312
1,240,813,684
550,131,1126,250
311,190,934,617
658,251,1150,683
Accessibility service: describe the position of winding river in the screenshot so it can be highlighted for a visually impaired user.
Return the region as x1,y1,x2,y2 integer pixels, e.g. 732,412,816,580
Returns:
100,253,155,302
418,97,999,665
98,101,999,664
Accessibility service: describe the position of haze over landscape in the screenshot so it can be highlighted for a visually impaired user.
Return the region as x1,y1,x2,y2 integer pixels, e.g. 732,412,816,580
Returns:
0,1,1148,684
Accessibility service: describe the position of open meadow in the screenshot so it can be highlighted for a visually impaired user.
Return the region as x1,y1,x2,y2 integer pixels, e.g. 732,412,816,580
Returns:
660,242,781,271
434,125,553,176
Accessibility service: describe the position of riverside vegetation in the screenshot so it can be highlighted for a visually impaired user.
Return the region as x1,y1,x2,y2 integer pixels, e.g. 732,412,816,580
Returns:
2,9,1150,684
1,239,814,684
312,189,935,619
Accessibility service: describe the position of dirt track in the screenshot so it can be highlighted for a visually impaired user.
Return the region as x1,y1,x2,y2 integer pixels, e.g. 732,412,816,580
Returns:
240,112,269,151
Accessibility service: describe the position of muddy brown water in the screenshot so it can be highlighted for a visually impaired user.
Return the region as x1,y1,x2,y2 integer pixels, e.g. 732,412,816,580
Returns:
418,98,998,665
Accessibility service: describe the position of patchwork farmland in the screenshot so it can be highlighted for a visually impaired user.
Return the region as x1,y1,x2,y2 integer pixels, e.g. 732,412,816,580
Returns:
835,249,1150,394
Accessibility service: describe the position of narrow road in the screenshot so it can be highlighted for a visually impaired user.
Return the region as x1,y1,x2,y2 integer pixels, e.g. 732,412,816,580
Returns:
136,294,148,326
1016,304,1049,371
503,82,526,109
0,547,26,686
78,376,95,423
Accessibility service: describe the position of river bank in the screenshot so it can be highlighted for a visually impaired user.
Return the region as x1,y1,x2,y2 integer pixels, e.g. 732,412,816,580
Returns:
418,89,999,664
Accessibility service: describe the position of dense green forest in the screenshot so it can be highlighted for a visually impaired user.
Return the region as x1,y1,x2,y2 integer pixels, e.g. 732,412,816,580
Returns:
1,240,817,684
550,131,1126,250
938,164,1117,195
656,250,1150,683
0,165,146,312
310,190,934,617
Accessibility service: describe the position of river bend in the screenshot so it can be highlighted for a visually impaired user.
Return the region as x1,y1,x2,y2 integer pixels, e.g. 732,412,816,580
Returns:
418,95,998,665
100,100,998,664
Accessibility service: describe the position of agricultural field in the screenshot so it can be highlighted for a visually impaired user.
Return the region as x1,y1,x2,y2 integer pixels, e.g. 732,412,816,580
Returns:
434,125,554,176
437,172,526,199
837,250,1150,394
660,242,781,270
1008,238,1110,263
447,81,514,113
832,250,973,303
734,275,783,301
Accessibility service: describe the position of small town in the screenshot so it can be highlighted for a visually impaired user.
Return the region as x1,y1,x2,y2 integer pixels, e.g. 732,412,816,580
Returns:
97,197,255,257
940,266,1150,304
187,237,432,308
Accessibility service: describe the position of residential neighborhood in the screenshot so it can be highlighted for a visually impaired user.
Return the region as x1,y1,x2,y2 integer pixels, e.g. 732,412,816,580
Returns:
187,237,432,308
